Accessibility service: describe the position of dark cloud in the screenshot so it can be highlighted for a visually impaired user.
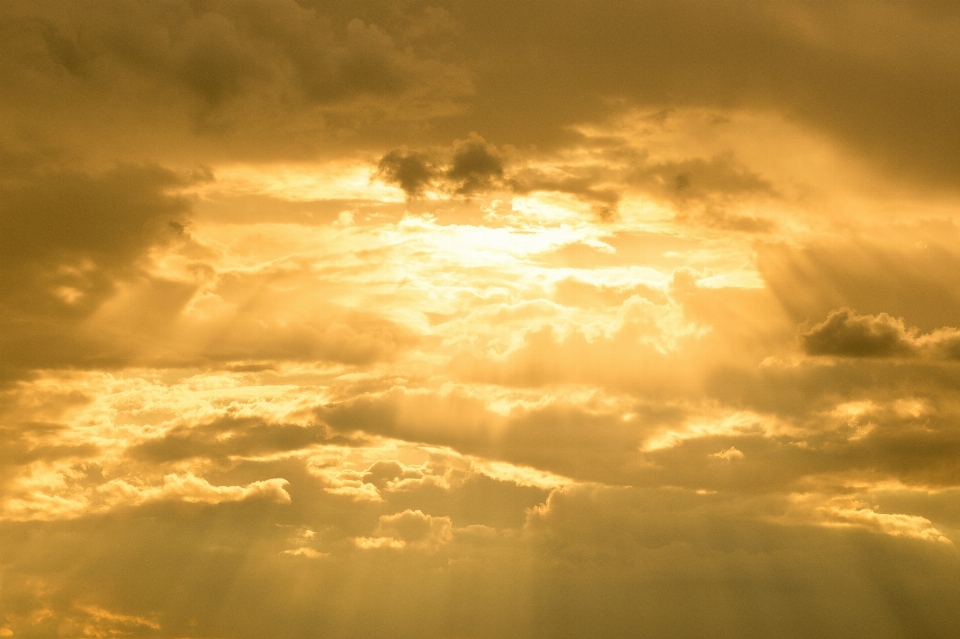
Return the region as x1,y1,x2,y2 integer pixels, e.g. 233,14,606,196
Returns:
0,423,98,468
442,0,960,189
131,417,328,463
376,148,437,197
320,388,662,486
376,139,774,222
5,0,960,188
631,154,774,202
708,356,960,424
0,0,471,161
0,162,199,377
377,133,504,197
507,165,621,219
625,153,777,231
798,309,960,360
445,133,504,194
0,164,193,277
87,1,452,106
5,449,960,639
509,169,619,205
522,485,960,639
802,309,919,358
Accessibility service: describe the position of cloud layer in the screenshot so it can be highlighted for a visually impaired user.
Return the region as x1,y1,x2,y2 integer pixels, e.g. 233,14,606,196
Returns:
4,1,960,638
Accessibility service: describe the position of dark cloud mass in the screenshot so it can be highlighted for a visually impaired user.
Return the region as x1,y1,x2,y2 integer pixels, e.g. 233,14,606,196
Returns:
376,148,437,197
445,133,504,194
0,162,198,378
802,309,920,358
5,2,960,639
377,133,504,197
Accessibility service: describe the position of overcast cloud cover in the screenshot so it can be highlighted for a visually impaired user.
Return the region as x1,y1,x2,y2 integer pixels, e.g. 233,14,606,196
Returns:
3,1,960,638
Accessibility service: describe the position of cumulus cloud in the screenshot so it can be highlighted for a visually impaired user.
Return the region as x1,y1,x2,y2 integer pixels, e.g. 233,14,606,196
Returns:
823,503,950,543
281,546,328,558
376,132,777,221
446,133,504,194
802,309,919,357
355,509,453,550
376,133,504,197
801,308,960,359
376,148,437,197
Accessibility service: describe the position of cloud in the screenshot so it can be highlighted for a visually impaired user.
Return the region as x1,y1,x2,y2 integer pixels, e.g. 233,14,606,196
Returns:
281,546,327,558
630,153,774,203
8,2,960,637
824,503,950,543
376,133,504,197
551,278,668,309
375,135,772,221
508,167,621,208
0,163,193,296
447,0,960,189
355,509,453,550
0,0,472,157
376,148,437,197
801,308,960,359
802,309,919,358
0,162,199,379
1,472,291,521
710,446,744,461
135,473,291,506
446,133,504,194
7,0,960,191
781,493,952,543
0,423,98,468
130,417,328,463
198,310,419,366
319,387,655,487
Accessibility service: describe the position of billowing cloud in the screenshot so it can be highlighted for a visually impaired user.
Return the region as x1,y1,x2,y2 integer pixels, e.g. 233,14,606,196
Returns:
355,509,453,550
376,133,504,198
376,148,437,197
446,133,504,194
802,309,919,358
0,0,472,159
802,308,960,359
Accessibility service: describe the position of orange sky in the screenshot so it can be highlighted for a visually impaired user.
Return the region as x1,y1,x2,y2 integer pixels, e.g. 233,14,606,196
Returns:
3,2,960,638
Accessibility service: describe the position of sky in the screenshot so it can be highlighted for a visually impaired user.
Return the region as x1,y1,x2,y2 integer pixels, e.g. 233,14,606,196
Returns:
3,1,960,637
